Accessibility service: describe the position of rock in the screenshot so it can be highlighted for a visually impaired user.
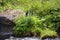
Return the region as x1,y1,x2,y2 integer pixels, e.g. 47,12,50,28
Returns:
0,9,25,25
0,9,25,40
0,9,25,21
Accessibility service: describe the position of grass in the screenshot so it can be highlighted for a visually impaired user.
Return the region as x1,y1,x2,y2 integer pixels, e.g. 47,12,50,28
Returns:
41,28,58,39
13,16,58,38
0,0,60,12
0,0,60,39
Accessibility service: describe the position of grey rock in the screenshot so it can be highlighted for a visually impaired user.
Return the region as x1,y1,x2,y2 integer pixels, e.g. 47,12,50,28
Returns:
0,9,25,21
0,9,25,40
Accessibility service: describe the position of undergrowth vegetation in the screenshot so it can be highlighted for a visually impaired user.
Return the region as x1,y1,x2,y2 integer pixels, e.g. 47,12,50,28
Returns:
13,16,41,37
13,15,59,38
41,28,57,38
0,0,60,38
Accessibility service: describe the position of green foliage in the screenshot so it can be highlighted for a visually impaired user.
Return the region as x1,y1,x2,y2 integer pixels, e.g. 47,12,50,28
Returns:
53,17,60,33
13,15,58,37
13,16,41,37
28,0,60,18
41,28,57,38
0,0,60,38
0,0,60,11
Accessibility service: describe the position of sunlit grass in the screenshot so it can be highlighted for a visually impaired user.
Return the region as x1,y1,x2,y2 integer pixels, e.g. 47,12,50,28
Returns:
41,28,58,38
